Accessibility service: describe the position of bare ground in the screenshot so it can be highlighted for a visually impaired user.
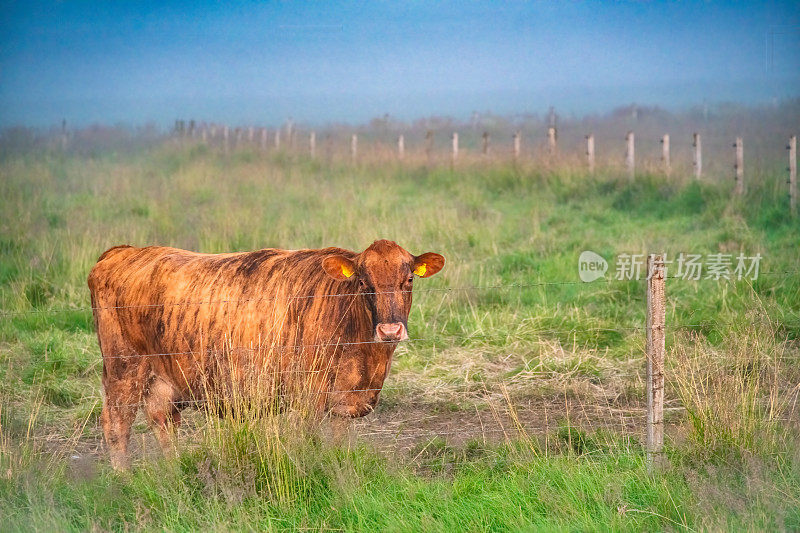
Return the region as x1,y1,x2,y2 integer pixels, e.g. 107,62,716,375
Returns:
30,344,674,473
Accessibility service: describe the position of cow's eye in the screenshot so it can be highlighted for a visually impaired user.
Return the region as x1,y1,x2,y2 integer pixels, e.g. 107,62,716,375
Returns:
407,276,414,283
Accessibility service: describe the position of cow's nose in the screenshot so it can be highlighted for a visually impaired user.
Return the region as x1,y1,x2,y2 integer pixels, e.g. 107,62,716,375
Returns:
375,322,408,342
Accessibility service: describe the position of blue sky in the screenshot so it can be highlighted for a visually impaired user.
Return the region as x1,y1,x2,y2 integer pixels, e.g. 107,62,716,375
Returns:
1,1,798,127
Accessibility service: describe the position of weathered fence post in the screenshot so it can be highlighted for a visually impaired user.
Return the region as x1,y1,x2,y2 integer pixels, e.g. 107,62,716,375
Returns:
646,253,666,473
425,130,433,164
325,134,333,163
482,131,490,156
789,135,797,215
547,126,557,157
661,134,670,176
350,134,358,163
513,130,521,161
626,131,635,180
274,129,281,150
692,133,702,178
247,126,254,144
260,128,268,151
201,126,207,144
285,119,294,149
586,134,595,174
223,126,230,154
398,134,405,160
734,136,744,195
309,131,316,159
60,119,68,151
451,132,458,165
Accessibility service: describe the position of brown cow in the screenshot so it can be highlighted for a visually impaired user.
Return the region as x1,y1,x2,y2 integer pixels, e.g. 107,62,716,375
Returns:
88,239,444,469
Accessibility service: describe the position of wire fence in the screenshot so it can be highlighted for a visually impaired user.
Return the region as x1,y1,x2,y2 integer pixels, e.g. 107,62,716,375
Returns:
1,270,798,318
4,268,799,459
45,321,800,362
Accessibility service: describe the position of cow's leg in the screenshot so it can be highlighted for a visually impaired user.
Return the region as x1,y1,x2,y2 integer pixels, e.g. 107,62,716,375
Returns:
96,303,146,470
328,355,381,418
101,362,145,471
143,377,181,456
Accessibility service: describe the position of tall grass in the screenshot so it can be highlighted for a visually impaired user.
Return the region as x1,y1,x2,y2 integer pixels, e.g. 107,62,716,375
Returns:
671,314,796,459
0,138,799,530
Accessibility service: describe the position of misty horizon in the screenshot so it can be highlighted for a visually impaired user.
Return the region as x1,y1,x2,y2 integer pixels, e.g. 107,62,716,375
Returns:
1,1,798,129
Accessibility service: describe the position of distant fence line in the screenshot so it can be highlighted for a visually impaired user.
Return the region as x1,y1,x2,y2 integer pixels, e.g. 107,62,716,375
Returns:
167,120,797,212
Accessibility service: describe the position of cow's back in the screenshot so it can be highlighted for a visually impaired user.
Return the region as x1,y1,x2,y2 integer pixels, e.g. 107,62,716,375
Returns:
89,245,365,396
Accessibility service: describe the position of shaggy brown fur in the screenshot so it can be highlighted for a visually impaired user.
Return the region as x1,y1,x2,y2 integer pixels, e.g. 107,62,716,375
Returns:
88,239,444,469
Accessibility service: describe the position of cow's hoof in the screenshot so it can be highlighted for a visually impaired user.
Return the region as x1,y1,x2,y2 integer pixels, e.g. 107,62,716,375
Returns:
109,453,130,471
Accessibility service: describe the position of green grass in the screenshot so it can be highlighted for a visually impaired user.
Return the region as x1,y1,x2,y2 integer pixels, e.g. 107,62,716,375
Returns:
2,443,696,531
1,142,799,531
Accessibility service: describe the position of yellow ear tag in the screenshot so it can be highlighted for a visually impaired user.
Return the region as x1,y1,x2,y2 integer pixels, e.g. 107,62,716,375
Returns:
414,263,427,277
341,264,354,278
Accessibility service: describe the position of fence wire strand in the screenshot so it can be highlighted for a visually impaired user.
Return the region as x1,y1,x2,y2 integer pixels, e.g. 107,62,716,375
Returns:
1,269,797,318
64,320,800,361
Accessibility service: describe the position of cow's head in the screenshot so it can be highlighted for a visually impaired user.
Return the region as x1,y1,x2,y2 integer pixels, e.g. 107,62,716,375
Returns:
322,240,444,342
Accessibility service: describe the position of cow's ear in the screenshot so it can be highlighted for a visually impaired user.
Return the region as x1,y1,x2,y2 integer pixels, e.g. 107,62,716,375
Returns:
322,255,358,281
412,252,445,278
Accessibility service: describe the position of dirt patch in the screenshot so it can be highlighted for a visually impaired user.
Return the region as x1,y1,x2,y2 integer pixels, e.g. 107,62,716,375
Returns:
39,391,656,473
344,393,649,454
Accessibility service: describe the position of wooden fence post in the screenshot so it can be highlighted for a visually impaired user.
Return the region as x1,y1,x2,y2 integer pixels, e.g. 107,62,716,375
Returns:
626,131,635,180
586,134,595,174
201,126,207,144
325,134,333,163
60,119,68,151
734,137,744,195
451,132,458,165
260,128,268,151
398,134,405,160
247,126,254,143
547,126,557,157
223,126,230,154
789,135,797,215
425,130,433,164
309,131,316,159
692,133,702,178
482,131,490,156
661,134,670,176
646,253,666,473
274,129,281,150
351,134,358,162
513,131,521,160
286,119,294,149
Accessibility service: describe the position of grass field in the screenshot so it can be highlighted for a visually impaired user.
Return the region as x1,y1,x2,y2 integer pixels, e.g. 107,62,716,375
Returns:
1,137,799,531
